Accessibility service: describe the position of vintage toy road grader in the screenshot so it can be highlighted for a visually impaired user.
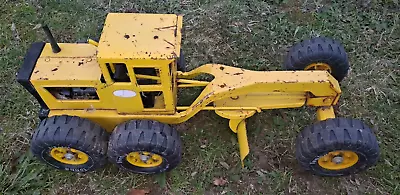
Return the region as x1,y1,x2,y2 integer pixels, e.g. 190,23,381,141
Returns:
17,13,379,176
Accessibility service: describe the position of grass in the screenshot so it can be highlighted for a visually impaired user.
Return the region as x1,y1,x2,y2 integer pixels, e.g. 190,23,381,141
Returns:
0,0,399,194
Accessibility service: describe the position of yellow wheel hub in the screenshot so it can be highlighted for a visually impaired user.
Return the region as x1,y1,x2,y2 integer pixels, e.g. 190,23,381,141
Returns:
304,63,332,73
318,150,358,170
50,147,89,165
126,151,163,168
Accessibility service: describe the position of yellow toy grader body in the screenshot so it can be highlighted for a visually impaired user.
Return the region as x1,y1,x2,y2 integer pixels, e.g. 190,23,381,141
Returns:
17,13,379,176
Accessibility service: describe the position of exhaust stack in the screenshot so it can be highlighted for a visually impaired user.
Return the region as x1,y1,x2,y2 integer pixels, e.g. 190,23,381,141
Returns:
41,25,61,53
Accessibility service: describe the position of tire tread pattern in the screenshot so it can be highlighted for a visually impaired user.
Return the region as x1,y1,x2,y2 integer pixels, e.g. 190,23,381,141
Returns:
295,118,379,176
284,37,349,81
31,115,108,172
108,120,181,174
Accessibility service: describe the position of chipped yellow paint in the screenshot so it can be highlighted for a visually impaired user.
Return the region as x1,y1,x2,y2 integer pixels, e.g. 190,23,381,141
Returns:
31,43,100,81
45,64,341,131
97,13,182,60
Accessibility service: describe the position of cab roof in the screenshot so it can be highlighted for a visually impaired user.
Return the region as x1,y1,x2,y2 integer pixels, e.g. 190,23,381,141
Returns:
97,13,182,60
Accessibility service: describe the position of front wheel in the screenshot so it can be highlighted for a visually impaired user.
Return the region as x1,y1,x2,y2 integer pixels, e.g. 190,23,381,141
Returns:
295,118,379,176
107,120,181,174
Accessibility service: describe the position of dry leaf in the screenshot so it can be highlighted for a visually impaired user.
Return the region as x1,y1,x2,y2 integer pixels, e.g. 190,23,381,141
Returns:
191,171,198,177
127,188,150,195
33,24,42,30
213,177,227,186
219,161,230,170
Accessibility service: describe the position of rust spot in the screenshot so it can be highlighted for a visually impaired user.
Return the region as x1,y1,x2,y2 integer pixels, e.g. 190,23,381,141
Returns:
154,35,159,39
233,72,243,75
78,62,84,66
219,83,227,88
132,34,136,37
283,80,298,83
34,70,39,74
51,68,58,71
166,46,170,49
273,90,281,92
219,66,225,70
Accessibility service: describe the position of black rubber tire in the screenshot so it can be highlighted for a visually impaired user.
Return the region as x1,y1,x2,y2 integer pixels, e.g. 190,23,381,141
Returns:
295,118,379,176
177,49,186,72
30,115,109,173
108,120,181,174
284,37,349,82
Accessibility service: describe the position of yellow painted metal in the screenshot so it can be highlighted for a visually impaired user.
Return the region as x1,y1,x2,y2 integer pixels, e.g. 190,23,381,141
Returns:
216,110,257,121
177,79,209,87
316,106,335,121
97,13,182,60
136,74,161,81
126,152,163,167
178,83,209,88
236,120,249,167
177,79,209,85
214,92,306,110
87,39,99,47
318,150,359,170
31,44,100,81
304,63,332,72
50,147,89,165
176,106,261,111
46,64,341,131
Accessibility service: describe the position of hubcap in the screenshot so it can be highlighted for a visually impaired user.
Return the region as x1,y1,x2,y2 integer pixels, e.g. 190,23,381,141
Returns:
304,63,332,73
126,151,163,168
50,147,89,165
317,150,358,170
332,156,343,164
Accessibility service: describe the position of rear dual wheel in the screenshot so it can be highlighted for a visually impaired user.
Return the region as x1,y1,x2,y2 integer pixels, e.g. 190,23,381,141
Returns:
107,120,182,174
31,116,181,174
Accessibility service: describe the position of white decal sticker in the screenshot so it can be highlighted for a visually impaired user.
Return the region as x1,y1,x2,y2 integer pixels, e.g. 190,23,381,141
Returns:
113,90,137,98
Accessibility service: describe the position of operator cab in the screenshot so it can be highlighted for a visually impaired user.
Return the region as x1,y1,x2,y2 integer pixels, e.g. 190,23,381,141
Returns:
96,13,183,113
